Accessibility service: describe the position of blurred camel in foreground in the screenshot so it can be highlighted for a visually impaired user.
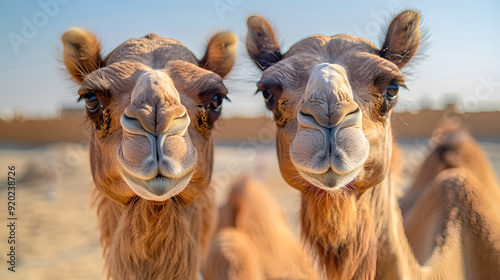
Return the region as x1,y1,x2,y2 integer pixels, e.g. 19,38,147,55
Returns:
203,177,319,280
400,121,500,273
246,10,500,279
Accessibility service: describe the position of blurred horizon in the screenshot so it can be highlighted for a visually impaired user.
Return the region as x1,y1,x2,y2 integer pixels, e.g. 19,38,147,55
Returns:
1,0,499,120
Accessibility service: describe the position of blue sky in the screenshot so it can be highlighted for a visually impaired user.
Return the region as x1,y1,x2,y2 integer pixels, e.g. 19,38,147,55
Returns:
1,0,499,119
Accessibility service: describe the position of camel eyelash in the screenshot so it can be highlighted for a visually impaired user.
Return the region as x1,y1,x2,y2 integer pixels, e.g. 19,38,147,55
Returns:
77,90,107,102
398,82,409,91
76,94,86,103
205,95,230,107
389,78,407,89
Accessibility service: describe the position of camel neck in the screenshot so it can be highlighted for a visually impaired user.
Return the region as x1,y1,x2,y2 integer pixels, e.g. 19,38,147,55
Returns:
106,198,202,280
300,188,377,279
300,174,423,279
369,176,422,279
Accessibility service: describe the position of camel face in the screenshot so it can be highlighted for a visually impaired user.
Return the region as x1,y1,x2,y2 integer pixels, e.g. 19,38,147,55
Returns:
247,12,420,194
62,30,236,203
117,68,198,201
290,62,369,191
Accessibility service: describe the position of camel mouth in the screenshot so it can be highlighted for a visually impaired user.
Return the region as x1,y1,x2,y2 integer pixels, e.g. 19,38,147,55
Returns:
298,167,361,193
121,169,195,201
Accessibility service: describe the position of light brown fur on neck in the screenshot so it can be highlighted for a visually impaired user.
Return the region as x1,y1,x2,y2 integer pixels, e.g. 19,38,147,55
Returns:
301,189,377,279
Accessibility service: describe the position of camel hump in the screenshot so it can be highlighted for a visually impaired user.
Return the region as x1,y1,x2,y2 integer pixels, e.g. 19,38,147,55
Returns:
218,176,289,229
143,33,161,40
205,177,320,280
202,228,265,280
430,120,471,168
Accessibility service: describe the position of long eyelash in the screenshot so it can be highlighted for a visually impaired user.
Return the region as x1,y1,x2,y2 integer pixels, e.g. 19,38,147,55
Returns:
206,95,231,109
77,91,95,103
392,79,408,89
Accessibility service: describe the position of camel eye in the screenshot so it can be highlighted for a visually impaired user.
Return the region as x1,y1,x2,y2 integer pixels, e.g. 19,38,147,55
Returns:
386,84,399,100
84,92,100,113
210,95,223,111
262,89,273,102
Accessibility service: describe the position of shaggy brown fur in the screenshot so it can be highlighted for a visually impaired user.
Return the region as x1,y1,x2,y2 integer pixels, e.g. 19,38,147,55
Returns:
301,190,377,280
106,190,215,280
61,29,235,279
92,187,216,280
203,178,319,280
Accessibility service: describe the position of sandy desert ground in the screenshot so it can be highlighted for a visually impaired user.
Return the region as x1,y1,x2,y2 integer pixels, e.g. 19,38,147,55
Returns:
0,138,499,280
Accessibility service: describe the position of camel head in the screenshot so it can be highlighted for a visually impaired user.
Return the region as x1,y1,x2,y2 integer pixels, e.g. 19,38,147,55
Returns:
247,11,421,195
62,29,236,204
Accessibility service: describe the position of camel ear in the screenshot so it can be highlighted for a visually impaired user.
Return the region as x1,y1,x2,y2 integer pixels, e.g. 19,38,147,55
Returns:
200,31,237,78
379,10,420,68
61,28,102,83
246,15,282,70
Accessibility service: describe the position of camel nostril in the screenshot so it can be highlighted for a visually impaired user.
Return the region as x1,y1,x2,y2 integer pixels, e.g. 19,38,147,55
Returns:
298,105,361,130
173,112,187,120
121,103,189,137
345,107,360,117
297,110,323,129
301,112,315,120
121,113,149,135
326,105,361,128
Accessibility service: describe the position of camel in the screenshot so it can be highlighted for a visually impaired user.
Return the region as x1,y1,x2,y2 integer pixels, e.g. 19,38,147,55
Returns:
202,177,319,280
400,121,500,264
246,11,500,279
61,28,236,279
